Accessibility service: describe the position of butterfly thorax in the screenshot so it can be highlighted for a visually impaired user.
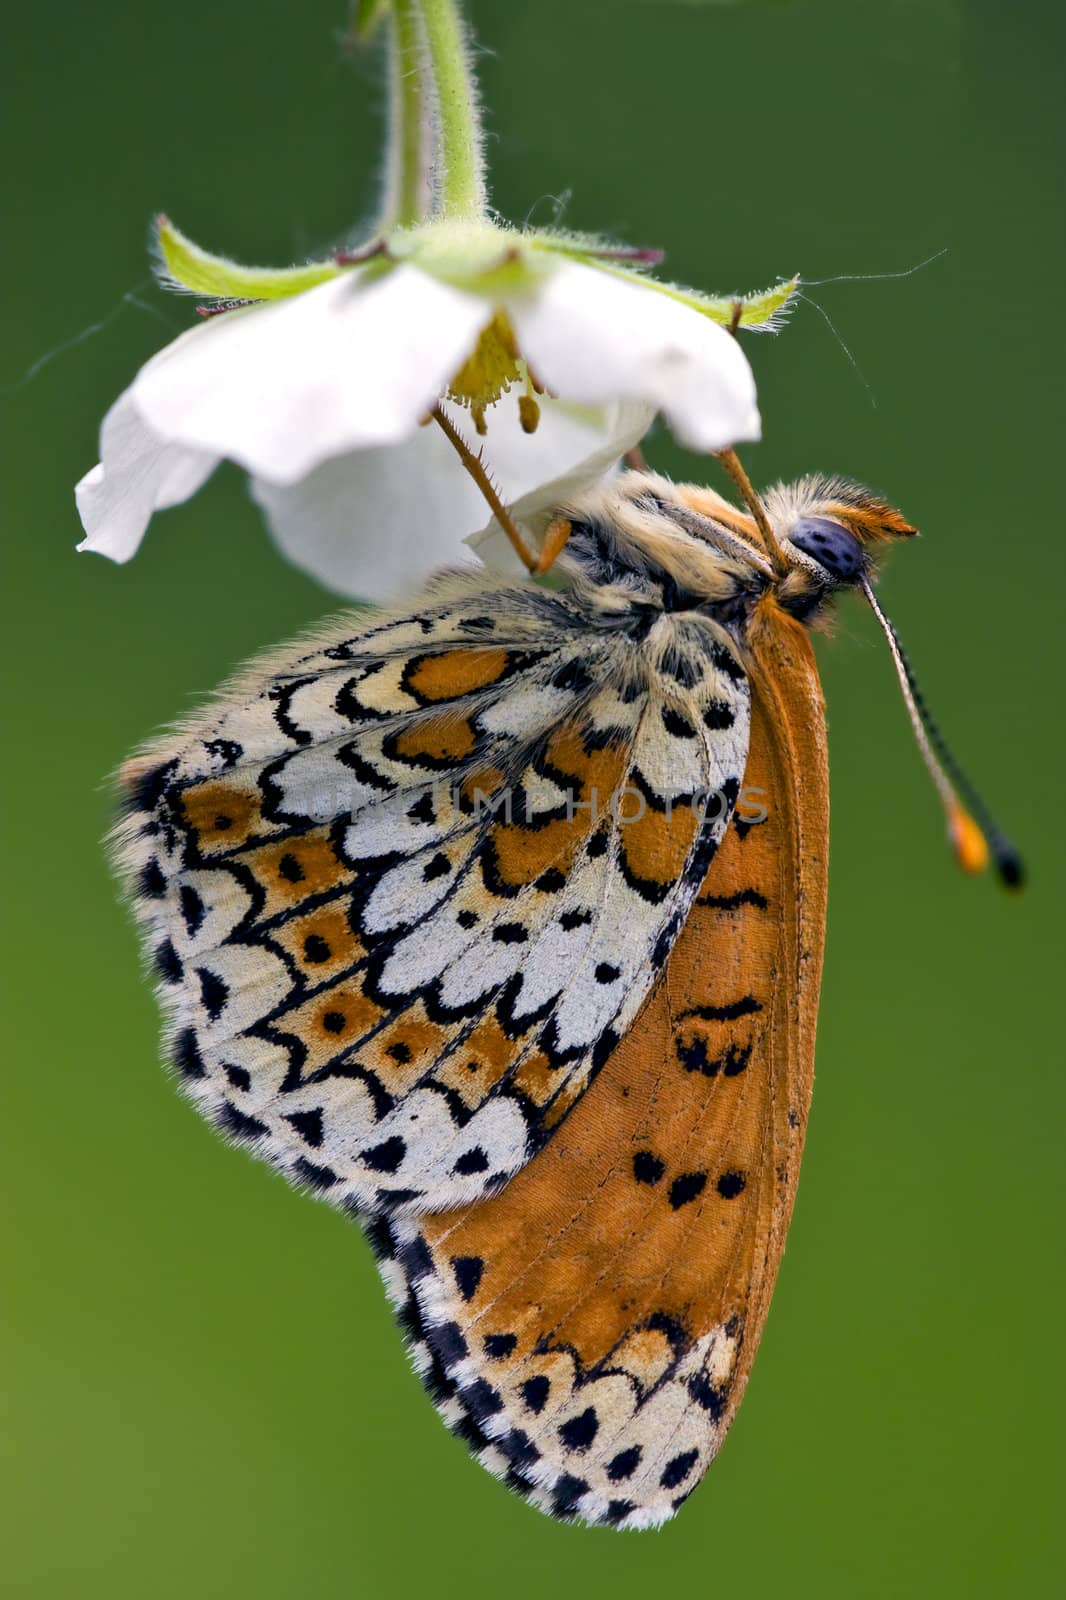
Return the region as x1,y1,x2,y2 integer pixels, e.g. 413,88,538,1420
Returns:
555,470,917,638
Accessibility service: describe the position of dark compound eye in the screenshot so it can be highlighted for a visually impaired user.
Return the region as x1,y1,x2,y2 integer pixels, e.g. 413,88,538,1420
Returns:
789,517,868,584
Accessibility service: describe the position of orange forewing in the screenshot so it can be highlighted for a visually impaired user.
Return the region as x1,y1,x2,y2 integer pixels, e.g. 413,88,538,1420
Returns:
400,604,829,1521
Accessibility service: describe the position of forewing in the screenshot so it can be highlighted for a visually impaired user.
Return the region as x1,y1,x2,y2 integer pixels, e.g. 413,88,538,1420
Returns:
116,573,749,1215
375,608,828,1528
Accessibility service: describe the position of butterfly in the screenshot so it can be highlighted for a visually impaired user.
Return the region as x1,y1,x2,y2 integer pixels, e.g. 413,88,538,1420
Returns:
113,462,1020,1530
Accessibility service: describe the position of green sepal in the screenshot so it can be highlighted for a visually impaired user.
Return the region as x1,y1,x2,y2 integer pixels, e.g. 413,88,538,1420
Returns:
649,273,801,332
587,261,801,331
388,220,554,295
154,215,343,302
704,274,802,331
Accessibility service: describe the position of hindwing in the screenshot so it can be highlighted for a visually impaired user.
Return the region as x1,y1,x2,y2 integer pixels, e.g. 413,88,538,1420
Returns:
116,572,750,1215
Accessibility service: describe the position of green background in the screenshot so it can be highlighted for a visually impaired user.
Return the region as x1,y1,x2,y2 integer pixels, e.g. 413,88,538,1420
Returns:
4,1,1064,1594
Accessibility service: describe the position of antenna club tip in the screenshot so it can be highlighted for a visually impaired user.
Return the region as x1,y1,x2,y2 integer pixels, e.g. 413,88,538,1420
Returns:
995,847,1026,892
948,805,990,876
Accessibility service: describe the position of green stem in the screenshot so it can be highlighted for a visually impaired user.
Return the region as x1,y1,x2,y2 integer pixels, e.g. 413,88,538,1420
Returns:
383,0,432,229
416,0,487,220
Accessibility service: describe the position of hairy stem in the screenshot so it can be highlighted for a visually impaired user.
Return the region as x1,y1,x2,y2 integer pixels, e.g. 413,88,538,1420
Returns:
382,0,434,229
416,0,487,220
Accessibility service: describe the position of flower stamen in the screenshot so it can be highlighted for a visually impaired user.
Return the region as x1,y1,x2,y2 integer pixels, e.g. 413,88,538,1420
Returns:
447,310,524,431
518,368,541,434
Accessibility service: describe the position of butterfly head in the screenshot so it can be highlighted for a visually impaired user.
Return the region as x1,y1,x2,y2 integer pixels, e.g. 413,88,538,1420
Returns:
762,476,918,623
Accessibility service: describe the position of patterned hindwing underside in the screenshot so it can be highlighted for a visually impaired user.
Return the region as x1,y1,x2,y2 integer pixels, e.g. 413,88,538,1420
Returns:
371,612,828,1528
116,572,750,1215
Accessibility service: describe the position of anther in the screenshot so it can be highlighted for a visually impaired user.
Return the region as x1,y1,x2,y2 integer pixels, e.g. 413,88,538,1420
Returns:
518,394,540,434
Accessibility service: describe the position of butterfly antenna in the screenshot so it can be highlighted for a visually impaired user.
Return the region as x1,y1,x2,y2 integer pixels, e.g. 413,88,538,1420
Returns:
860,577,1024,889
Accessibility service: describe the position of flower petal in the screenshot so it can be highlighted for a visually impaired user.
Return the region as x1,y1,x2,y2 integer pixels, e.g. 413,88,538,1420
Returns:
507,259,760,453
466,398,655,573
132,266,493,484
75,391,218,563
251,397,636,599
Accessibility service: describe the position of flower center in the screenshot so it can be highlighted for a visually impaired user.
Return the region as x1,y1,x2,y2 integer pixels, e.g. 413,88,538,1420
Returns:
447,311,540,434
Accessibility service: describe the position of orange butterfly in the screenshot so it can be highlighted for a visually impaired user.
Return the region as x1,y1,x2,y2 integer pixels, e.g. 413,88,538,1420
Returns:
114,456,1020,1528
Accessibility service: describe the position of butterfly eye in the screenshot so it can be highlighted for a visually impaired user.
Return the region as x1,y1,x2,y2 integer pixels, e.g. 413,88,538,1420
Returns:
788,516,867,585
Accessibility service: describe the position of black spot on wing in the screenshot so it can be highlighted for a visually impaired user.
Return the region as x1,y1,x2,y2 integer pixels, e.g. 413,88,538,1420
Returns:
174,1027,205,1080
551,658,593,693
677,1036,752,1078
407,790,436,824
196,967,228,1020
702,700,736,730
139,859,166,900
711,642,745,684
154,940,182,983
284,1107,324,1147
662,705,697,739
697,886,768,910
660,1449,699,1490
277,852,304,883
668,1171,707,1210
558,1407,599,1450
521,1374,551,1414
361,1136,407,1173
219,1101,268,1142
122,759,176,818
551,1473,591,1517
302,933,332,963
606,1445,642,1482
294,1157,339,1191
678,995,762,1023
451,1255,484,1302
179,884,205,936
689,1373,728,1420
453,1146,489,1175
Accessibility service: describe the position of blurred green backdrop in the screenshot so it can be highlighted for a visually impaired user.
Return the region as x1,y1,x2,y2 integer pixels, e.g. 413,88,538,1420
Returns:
4,1,1064,1595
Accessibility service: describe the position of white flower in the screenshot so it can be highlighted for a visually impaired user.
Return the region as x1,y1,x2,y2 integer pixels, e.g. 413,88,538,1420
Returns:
252,395,653,599
466,403,662,575
76,220,791,599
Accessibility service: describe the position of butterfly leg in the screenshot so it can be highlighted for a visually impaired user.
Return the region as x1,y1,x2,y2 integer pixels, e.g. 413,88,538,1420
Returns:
532,517,573,575
713,448,788,575
431,404,538,573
